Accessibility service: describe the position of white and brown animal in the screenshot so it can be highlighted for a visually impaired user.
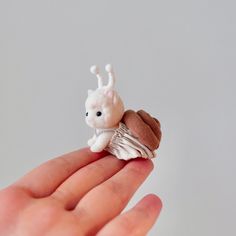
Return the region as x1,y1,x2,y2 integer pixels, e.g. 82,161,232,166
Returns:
85,64,161,160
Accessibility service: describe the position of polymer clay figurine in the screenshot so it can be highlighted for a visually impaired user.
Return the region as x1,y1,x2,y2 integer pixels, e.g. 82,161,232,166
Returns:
85,64,161,160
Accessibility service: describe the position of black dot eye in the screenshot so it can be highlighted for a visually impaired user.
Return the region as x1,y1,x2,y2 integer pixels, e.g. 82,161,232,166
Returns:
96,111,102,117
86,112,88,116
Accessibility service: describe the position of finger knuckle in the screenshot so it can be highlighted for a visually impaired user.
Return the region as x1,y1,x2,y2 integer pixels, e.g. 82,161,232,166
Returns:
102,180,128,206
116,216,135,234
0,186,31,207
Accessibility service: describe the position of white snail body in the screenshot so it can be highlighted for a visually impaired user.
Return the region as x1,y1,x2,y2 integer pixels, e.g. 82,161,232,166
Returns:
85,64,124,153
85,64,160,160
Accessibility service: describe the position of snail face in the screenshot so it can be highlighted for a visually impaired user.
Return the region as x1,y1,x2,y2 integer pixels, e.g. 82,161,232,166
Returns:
85,89,124,129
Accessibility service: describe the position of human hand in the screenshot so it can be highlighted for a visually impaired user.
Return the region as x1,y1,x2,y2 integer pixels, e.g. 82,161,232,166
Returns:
0,148,162,236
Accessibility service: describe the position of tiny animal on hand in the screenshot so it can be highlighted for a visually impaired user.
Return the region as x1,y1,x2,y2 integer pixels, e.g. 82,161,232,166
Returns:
85,64,161,160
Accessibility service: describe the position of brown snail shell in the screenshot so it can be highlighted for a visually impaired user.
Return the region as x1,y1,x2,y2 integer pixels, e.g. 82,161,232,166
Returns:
121,110,162,151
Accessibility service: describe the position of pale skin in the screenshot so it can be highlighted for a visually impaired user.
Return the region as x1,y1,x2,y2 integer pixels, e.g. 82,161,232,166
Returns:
0,148,162,236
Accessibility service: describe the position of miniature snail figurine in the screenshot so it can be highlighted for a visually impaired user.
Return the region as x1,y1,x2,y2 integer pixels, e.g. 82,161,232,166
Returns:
85,64,161,160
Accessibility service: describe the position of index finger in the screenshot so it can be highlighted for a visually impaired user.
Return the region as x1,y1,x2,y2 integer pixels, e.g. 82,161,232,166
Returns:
14,148,108,198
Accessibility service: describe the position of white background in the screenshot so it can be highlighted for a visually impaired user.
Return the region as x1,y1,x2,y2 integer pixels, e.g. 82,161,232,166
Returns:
1,1,236,235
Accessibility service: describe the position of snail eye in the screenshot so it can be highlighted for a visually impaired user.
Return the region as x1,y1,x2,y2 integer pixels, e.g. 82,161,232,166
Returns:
86,112,88,116
96,111,102,117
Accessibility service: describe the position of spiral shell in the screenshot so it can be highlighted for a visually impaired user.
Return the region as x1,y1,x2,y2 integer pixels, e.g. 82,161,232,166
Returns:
122,110,162,151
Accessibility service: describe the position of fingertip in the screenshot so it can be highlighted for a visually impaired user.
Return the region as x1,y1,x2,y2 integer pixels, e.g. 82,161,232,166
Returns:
136,194,162,220
127,158,154,174
141,194,163,211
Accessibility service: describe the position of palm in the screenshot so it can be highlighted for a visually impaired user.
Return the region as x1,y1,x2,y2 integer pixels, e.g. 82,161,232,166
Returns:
0,148,162,236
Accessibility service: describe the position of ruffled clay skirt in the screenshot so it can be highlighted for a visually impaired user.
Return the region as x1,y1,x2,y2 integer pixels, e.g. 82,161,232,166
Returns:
105,123,155,160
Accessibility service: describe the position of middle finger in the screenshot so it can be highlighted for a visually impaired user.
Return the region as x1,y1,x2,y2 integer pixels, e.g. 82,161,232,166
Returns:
51,155,126,209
